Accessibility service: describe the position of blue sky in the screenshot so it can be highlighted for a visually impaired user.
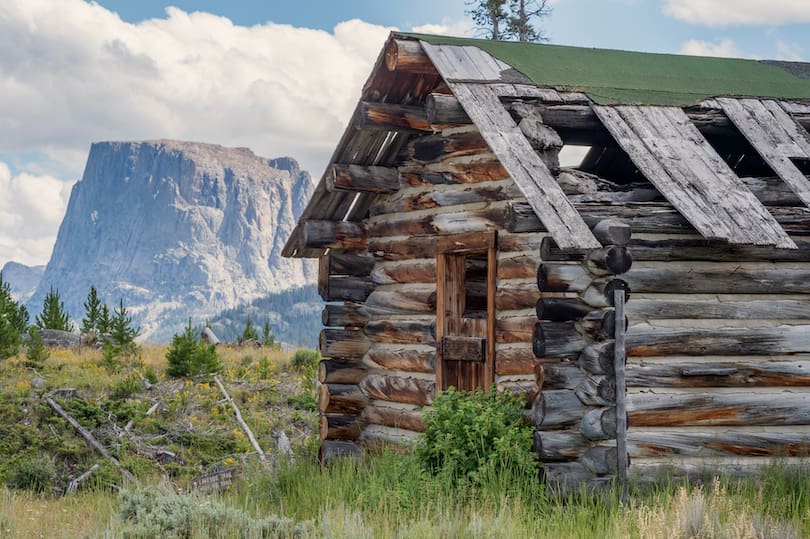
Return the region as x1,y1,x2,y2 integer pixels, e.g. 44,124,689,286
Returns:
0,0,809,267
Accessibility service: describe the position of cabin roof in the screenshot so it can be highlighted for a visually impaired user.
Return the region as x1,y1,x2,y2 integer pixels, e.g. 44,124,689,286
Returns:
407,33,810,106
283,33,810,258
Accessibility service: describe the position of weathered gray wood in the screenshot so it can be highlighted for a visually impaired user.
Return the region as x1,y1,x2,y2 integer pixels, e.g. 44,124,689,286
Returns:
614,289,628,486
507,201,810,235
371,180,517,217
362,403,424,432
625,359,810,388
575,375,616,406
318,359,368,385
319,440,364,464
626,429,810,458
214,376,269,466
593,219,632,247
385,39,436,74
537,263,592,293
628,391,810,426
318,383,369,414
626,236,810,263
354,101,432,132
626,323,810,357
578,341,615,375
319,275,374,302
325,253,375,276
365,319,435,345
421,42,515,83
581,309,626,340
623,265,810,294
582,279,631,308
450,82,599,249
542,363,587,390
327,164,401,193
533,430,591,462
587,247,633,276
593,105,795,248
580,407,617,440
322,304,370,328
533,322,588,359
582,446,619,475
301,220,368,252
320,414,364,441
360,374,435,406
365,345,436,373
440,336,486,361
536,297,593,322
532,389,590,428
426,92,473,125
364,286,435,314
320,328,371,360
627,297,810,320
542,462,596,485
718,97,810,207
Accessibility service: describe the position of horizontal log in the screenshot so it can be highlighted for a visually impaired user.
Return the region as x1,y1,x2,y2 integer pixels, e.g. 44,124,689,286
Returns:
320,328,371,360
320,414,364,441
580,407,617,440
623,265,810,294
360,374,435,406
535,297,590,322
371,259,435,285
354,101,431,131
540,237,590,262
581,309,627,340
496,378,540,407
627,236,810,263
385,38,436,74
399,156,509,184
371,180,518,217
628,457,810,483
593,219,632,247
301,220,367,252
506,201,810,235
627,391,810,427
360,424,420,448
497,281,542,311
578,341,616,375
326,253,375,276
318,360,369,385
575,376,615,406
537,263,592,293
322,303,370,328
496,316,536,344
407,129,491,164
625,359,810,388
586,247,633,276
365,286,435,314
626,323,810,357
542,462,597,486
362,403,425,432
327,164,401,193
542,363,586,390
365,345,435,373
627,297,810,320
582,279,631,308
533,322,588,359
426,92,471,125
319,440,364,464
495,345,537,375
626,429,810,459
319,275,374,302
368,205,506,237
580,446,619,475
532,389,590,428
365,319,435,345
318,383,369,414
533,430,591,462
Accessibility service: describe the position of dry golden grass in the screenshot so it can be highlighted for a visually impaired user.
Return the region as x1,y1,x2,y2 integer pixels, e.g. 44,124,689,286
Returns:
0,487,116,539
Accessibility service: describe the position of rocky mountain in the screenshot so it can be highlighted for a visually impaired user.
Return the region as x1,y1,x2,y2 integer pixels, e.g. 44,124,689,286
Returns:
28,140,316,341
1,261,45,303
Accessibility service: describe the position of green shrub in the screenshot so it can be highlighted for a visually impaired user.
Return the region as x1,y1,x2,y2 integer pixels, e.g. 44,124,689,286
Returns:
166,320,221,378
289,349,319,373
415,386,538,484
240,316,259,343
118,487,311,538
7,456,55,492
0,272,29,359
142,367,159,384
35,286,73,332
24,326,49,367
112,374,143,400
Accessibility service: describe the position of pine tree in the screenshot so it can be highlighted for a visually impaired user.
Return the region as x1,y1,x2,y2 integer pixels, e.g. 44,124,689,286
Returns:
166,319,221,377
110,299,140,346
261,320,278,349
35,286,73,332
506,0,550,42
466,0,509,40
0,272,29,358
81,285,102,339
241,316,259,343
97,304,112,335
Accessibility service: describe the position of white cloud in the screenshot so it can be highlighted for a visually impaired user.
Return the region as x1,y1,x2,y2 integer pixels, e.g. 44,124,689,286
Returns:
0,1,418,266
776,40,805,61
411,19,475,37
678,39,744,58
0,162,73,267
664,0,810,26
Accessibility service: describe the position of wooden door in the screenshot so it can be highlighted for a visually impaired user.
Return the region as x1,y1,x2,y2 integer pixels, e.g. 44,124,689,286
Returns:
436,232,496,392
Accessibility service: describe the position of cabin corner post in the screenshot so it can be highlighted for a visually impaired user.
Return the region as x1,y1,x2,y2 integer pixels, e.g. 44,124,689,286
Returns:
532,220,632,488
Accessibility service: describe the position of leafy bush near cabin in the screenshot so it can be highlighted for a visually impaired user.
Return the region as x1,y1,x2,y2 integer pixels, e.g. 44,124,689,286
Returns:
415,386,537,484
288,349,319,373
7,456,55,493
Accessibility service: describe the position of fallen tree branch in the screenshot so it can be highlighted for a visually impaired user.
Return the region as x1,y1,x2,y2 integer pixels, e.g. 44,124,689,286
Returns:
45,396,137,483
123,401,160,434
66,463,99,493
213,375,269,467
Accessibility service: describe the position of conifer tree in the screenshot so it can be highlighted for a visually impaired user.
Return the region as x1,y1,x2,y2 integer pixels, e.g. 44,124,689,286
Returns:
97,304,112,335
81,285,102,338
261,320,277,349
111,299,140,346
241,316,259,343
0,272,29,358
35,286,73,332
466,0,550,42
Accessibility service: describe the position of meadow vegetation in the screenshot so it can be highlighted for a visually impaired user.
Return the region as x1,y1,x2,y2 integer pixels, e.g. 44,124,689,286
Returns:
0,342,808,538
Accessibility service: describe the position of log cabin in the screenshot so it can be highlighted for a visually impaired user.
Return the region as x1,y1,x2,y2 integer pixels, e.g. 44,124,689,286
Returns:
283,32,810,485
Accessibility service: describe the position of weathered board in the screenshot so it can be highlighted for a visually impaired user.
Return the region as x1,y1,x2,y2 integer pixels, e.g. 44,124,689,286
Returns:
592,105,795,248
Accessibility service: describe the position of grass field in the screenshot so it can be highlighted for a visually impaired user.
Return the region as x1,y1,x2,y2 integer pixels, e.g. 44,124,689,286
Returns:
0,345,809,538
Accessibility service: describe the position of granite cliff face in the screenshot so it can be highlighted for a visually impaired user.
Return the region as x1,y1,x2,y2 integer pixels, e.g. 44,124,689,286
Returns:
1,261,45,303
28,140,316,340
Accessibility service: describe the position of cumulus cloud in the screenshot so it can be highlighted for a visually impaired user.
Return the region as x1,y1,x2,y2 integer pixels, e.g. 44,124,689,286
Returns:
679,39,744,58
0,0,430,266
411,19,475,37
664,0,810,26
0,163,73,266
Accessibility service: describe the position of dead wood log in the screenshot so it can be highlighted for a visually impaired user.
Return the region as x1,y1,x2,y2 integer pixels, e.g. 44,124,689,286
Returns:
593,219,632,246
582,279,631,308
625,359,810,388
322,304,370,328
46,397,136,482
364,319,435,345
213,376,268,466
320,328,371,360
318,360,368,385
532,389,590,428
536,297,592,321
365,345,436,373
580,407,617,440
300,220,367,252
362,404,425,432
575,376,615,406
626,236,810,263
327,164,400,193
537,263,592,293
627,391,810,427
385,38,435,74
319,440,364,464
578,342,616,375
626,429,810,459
318,383,369,414
360,374,435,406
66,463,100,494
319,275,374,302
354,101,431,131
320,414,364,441
623,266,810,295
627,298,810,320
533,322,588,359
587,247,633,276
533,431,591,462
